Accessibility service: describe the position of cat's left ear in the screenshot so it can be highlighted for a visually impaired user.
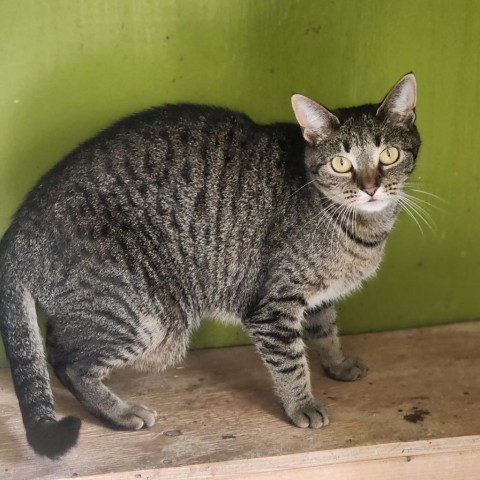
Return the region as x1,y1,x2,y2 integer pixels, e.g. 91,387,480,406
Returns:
291,94,340,145
376,73,417,126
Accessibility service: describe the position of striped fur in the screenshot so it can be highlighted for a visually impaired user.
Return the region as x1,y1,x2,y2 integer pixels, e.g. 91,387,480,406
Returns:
0,75,420,458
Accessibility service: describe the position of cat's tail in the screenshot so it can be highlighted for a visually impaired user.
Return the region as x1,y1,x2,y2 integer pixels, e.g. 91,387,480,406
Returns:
0,275,81,459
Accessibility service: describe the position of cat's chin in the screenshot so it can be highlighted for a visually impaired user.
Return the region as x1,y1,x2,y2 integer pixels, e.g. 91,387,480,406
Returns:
356,199,391,213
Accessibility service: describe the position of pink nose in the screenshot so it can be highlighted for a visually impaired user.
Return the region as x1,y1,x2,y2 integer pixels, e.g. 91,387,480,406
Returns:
363,186,378,197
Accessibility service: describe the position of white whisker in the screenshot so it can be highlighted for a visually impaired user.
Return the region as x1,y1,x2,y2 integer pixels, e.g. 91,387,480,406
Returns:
397,197,425,237
289,179,316,199
401,192,446,212
401,195,436,221
406,187,448,204
400,195,436,231
316,202,346,247
305,201,342,243
316,202,346,246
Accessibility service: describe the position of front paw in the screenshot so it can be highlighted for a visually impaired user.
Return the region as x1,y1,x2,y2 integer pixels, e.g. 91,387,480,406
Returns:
285,402,330,429
325,356,368,381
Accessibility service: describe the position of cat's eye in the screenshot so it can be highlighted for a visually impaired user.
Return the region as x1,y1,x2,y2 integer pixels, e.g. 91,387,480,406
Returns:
379,147,399,165
331,156,352,173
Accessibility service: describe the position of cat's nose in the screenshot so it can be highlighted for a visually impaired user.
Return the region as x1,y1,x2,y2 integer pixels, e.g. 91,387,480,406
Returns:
363,186,378,197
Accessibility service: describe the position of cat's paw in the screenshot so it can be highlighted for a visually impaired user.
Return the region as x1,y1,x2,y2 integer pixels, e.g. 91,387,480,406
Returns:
116,404,158,430
325,356,368,382
286,403,330,429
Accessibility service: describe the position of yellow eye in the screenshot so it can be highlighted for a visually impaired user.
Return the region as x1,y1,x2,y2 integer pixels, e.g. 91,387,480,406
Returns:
331,156,352,173
379,147,399,165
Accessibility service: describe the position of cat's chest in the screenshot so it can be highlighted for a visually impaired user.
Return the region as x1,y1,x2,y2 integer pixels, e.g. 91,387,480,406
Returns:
306,249,382,308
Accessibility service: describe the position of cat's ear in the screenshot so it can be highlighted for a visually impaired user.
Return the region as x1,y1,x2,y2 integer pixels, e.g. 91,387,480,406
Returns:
291,94,340,145
376,73,417,126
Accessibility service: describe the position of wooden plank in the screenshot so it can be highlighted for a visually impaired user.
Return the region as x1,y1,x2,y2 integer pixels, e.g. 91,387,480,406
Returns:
71,436,480,480
0,322,479,479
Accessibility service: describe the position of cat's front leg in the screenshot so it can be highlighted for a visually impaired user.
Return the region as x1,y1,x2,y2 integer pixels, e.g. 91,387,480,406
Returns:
245,301,329,429
304,303,368,381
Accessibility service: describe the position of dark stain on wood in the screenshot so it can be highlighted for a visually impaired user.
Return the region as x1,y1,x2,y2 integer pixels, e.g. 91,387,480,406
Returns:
404,408,430,423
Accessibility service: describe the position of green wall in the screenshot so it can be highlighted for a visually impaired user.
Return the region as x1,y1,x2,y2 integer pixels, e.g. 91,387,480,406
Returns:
0,1,479,364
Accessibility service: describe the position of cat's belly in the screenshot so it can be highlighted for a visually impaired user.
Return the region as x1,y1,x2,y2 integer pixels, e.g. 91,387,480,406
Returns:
205,309,242,324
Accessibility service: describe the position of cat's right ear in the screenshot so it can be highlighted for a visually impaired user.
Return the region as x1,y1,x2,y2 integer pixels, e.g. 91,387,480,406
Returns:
291,94,340,145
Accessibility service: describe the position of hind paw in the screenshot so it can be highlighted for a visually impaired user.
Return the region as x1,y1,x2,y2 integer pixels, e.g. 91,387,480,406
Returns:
116,404,158,430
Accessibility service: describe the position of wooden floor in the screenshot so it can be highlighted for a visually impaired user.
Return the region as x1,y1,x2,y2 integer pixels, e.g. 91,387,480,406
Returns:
0,322,479,479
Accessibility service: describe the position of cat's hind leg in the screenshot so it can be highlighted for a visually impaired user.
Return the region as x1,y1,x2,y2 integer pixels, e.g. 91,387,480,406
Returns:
304,302,368,381
47,309,189,430
53,362,158,430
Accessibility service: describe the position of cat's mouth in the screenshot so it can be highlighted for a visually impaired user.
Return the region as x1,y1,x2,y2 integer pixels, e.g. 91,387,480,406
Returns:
357,196,391,213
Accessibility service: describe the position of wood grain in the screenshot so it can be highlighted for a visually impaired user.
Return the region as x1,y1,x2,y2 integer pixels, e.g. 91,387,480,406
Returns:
0,322,479,479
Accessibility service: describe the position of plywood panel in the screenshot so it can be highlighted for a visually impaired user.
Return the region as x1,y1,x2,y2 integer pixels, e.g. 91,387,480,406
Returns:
0,323,479,479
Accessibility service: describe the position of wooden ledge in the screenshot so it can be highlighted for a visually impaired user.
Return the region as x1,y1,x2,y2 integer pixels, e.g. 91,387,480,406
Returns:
0,322,479,479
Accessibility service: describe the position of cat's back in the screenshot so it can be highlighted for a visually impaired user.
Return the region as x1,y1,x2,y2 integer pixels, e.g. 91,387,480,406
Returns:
18,103,300,218
2,104,305,308
25,104,261,200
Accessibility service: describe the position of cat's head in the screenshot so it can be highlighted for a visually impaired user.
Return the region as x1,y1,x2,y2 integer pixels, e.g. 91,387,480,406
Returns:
292,73,421,213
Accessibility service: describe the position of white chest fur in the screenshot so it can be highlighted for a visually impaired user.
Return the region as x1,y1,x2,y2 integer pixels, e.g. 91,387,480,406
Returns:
306,253,382,309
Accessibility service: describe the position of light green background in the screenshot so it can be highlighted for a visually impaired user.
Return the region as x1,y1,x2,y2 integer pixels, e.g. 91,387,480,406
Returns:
0,1,479,364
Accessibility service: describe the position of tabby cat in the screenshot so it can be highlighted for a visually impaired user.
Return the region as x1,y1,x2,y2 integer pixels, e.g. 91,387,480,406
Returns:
0,73,420,458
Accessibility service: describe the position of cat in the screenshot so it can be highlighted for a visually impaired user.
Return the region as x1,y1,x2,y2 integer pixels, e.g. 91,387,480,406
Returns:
0,73,420,459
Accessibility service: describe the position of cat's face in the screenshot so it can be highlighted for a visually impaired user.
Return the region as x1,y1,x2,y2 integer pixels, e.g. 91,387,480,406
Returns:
292,74,421,213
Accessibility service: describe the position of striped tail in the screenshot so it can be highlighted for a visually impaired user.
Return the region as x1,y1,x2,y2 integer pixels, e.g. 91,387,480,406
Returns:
0,280,81,459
